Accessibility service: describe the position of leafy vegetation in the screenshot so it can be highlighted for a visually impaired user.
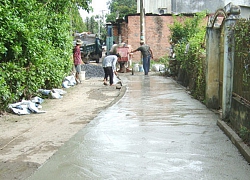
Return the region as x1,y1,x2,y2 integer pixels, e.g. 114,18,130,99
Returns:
84,15,105,39
168,12,207,100
232,18,250,143
106,0,137,22
0,0,91,112
239,125,250,142
233,18,250,96
82,0,137,42
71,7,88,33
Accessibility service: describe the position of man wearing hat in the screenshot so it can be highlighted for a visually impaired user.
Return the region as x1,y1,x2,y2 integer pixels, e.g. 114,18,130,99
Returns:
131,40,153,75
73,39,83,84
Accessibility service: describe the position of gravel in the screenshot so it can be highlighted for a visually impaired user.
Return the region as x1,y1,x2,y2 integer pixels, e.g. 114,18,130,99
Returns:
81,64,104,79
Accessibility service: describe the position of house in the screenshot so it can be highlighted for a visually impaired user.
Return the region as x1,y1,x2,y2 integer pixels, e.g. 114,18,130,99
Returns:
109,13,196,61
137,0,250,14
107,0,250,61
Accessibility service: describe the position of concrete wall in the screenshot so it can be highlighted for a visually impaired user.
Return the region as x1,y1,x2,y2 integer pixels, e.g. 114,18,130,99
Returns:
230,98,250,135
138,0,250,14
240,5,250,18
172,0,224,13
137,0,172,14
225,0,250,6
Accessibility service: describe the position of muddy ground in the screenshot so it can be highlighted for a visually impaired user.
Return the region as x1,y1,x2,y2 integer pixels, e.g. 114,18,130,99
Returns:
0,77,124,180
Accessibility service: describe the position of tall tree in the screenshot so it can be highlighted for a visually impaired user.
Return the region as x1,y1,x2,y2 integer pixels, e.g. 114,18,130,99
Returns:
106,0,137,22
85,16,98,33
71,7,87,33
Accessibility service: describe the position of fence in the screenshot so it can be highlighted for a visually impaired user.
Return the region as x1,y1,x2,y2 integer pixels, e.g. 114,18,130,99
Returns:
233,21,250,106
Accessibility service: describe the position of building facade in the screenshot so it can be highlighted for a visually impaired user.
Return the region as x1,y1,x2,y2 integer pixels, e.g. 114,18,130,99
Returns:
108,1,250,61
137,0,250,14
117,14,187,61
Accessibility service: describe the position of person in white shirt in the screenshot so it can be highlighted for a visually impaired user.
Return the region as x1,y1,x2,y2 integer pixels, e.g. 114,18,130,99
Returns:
102,54,121,86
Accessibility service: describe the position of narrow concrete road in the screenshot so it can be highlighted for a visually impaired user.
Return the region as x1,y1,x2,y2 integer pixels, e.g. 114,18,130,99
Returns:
27,74,250,180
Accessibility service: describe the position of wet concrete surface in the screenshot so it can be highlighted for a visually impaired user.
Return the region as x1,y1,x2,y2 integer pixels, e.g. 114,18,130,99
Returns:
27,74,250,180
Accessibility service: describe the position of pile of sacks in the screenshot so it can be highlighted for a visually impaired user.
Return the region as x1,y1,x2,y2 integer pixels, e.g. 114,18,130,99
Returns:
8,97,45,115
9,75,78,115
151,64,165,72
9,89,67,115
62,75,77,88
38,88,67,99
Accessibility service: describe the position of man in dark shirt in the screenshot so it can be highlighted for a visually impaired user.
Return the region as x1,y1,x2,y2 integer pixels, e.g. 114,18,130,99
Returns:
131,41,153,75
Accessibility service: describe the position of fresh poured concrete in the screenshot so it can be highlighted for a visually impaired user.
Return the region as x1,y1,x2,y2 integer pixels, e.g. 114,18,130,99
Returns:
27,75,250,180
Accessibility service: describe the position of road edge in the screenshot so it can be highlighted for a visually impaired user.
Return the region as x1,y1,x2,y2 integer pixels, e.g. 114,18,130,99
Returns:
217,119,250,164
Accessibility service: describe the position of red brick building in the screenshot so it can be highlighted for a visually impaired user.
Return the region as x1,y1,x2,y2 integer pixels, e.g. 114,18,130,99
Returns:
111,14,176,62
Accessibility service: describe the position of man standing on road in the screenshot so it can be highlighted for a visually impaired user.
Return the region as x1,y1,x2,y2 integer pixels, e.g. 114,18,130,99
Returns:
131,40,153,75
73,39,83,84
102,54,121,86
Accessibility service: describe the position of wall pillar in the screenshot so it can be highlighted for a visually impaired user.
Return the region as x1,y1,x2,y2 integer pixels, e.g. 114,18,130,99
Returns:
222,4,241,120
205,27,221,109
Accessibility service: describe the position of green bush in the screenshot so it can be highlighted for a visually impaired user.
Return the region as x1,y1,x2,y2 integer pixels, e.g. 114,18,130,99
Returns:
169,12,207,101
0,0,90,112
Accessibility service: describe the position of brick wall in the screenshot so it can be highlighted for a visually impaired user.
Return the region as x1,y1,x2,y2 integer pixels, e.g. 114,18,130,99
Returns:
113,26,119,43
111,14,195,62
124,15,175,62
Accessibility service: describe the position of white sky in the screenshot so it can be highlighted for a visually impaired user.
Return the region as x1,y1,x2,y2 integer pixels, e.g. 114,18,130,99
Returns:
79,0,109,20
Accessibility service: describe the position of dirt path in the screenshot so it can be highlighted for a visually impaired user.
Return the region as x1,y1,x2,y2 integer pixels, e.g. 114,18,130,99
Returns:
0,77,124,180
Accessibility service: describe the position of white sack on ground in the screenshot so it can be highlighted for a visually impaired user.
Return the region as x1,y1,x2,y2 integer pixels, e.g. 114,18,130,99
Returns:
9,99,46,115
62,75,77,88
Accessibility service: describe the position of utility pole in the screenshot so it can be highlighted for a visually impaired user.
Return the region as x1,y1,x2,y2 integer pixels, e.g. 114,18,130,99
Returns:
97,10,106,39
140,0,145,43
98,15,101,38
101,10,106,23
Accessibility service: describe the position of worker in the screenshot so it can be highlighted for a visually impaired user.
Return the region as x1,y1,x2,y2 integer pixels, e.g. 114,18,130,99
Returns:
102,54,121,86
131,40,153,75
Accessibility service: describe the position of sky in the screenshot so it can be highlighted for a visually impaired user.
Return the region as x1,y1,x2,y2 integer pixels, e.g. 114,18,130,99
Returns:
79,0,109,20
